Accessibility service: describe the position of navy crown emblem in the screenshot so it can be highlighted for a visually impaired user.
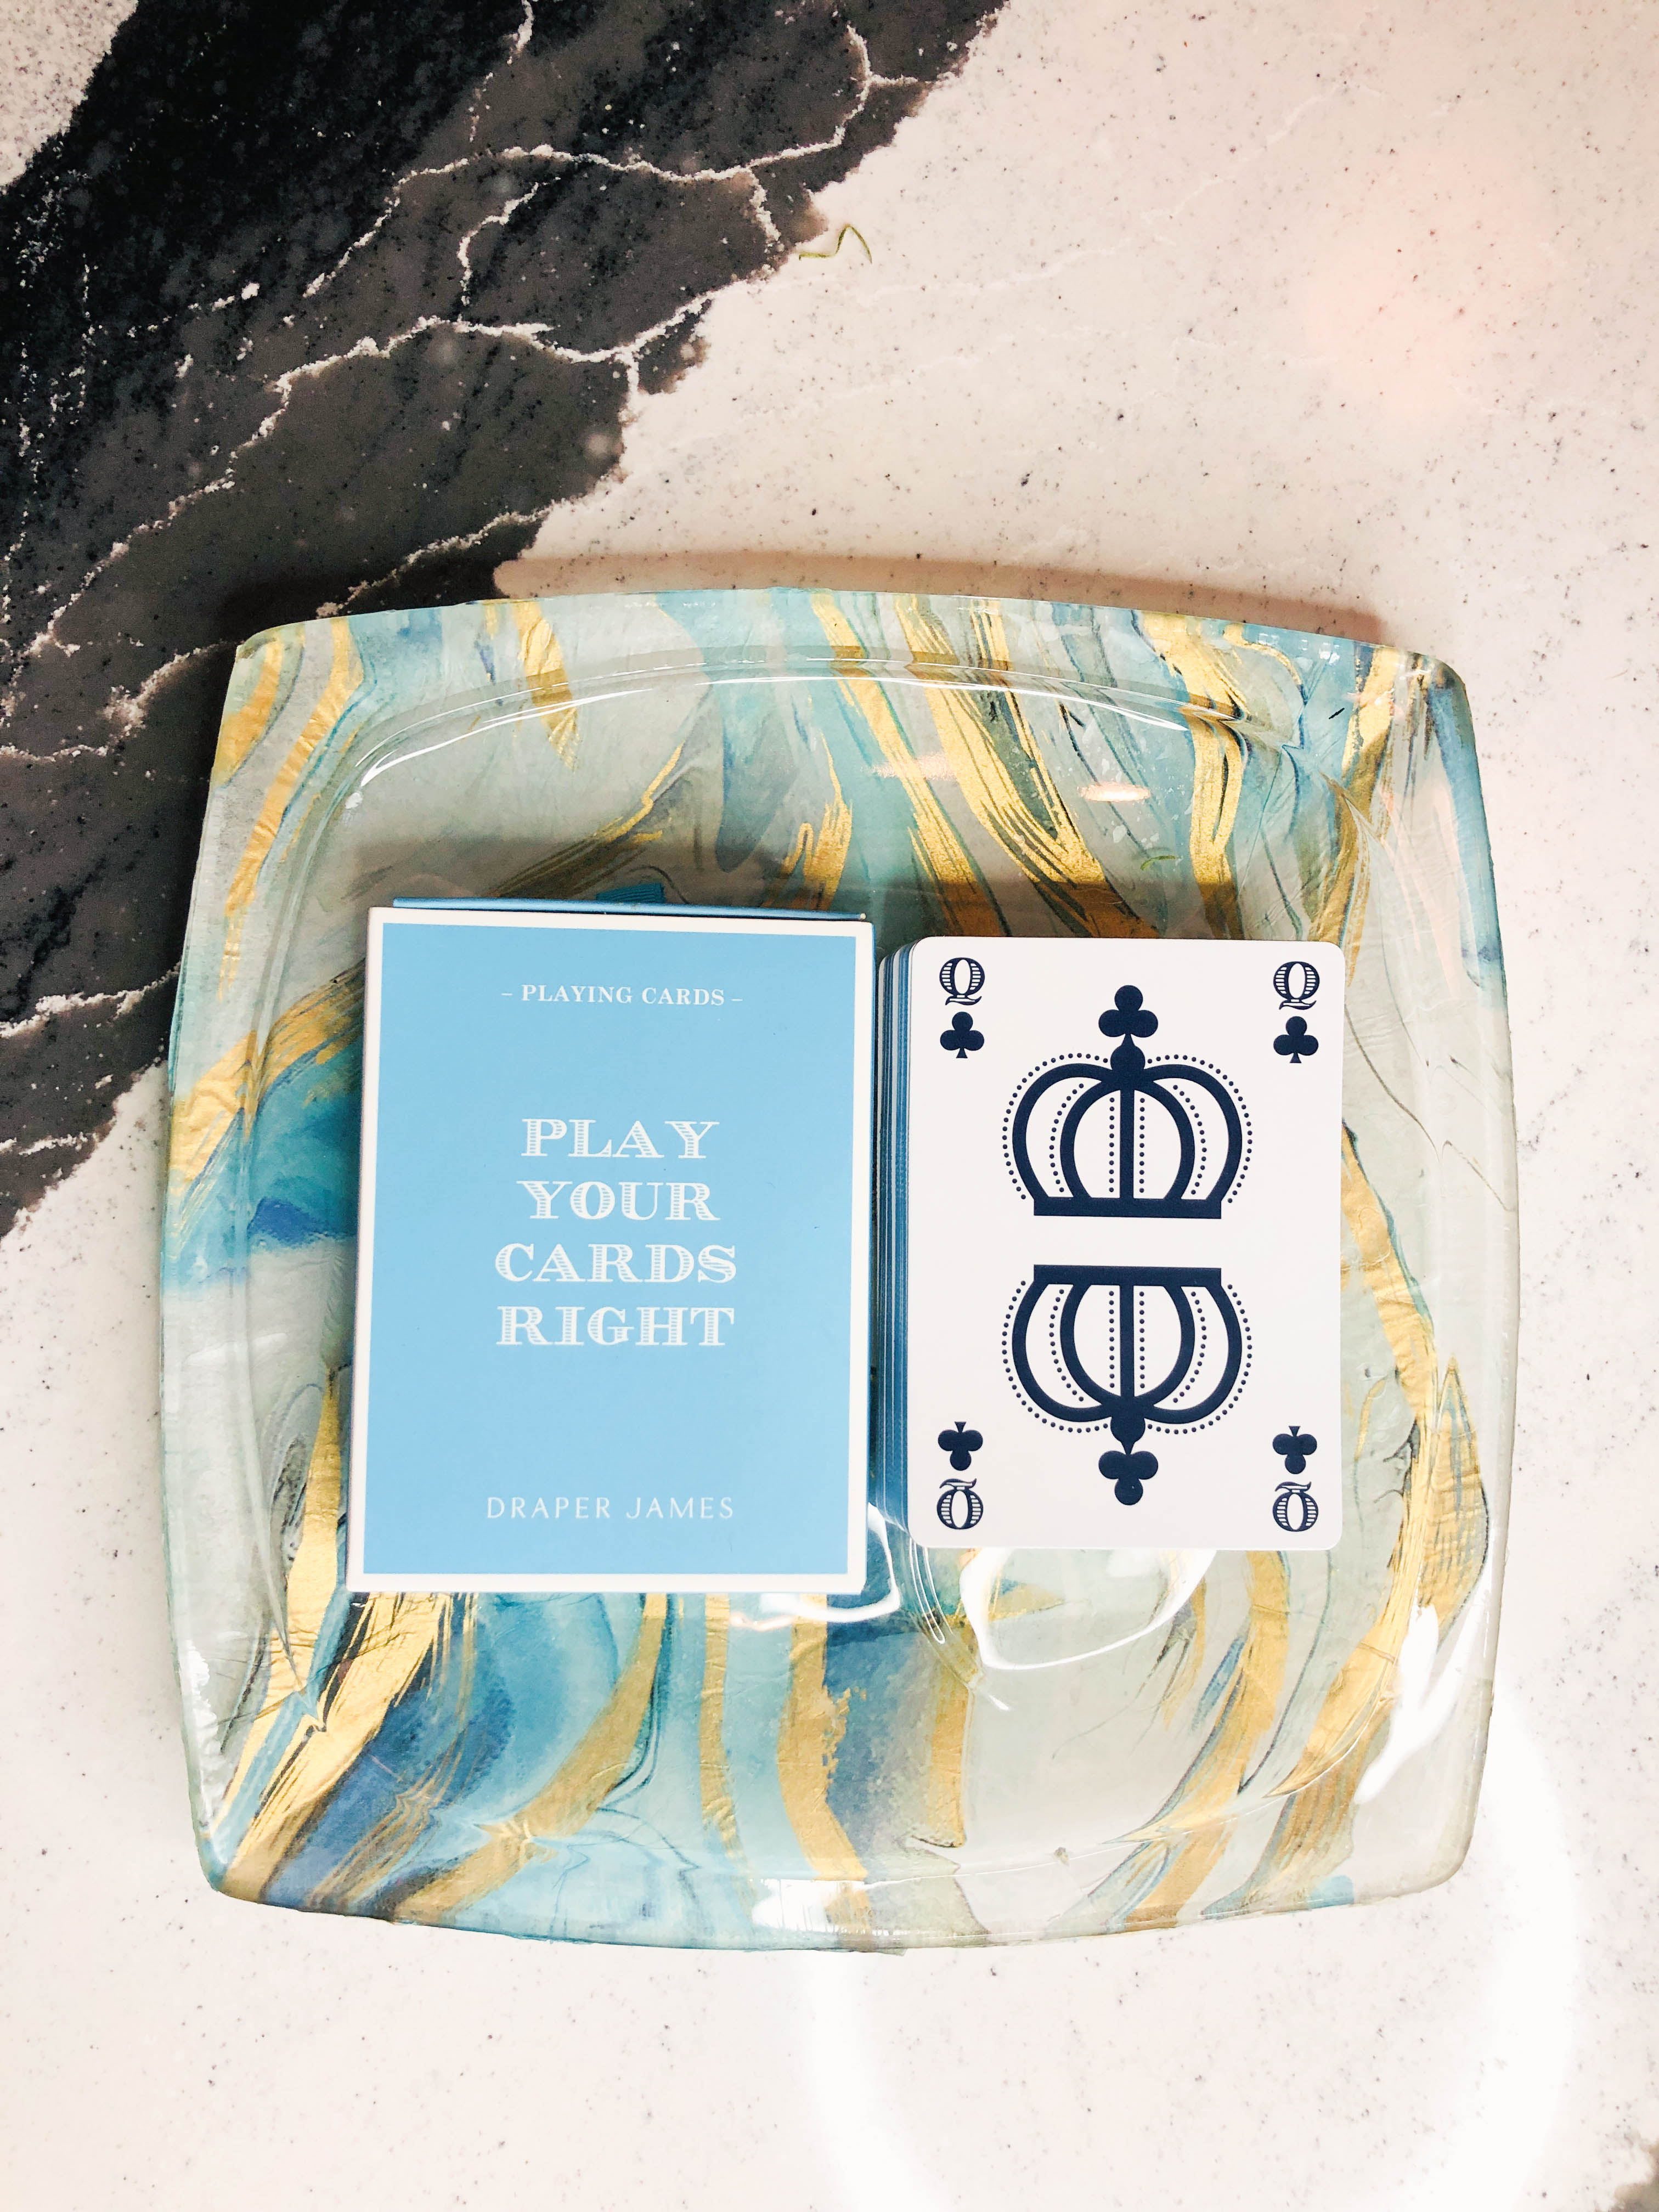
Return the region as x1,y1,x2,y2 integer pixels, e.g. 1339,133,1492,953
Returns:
1007,985,1248,1219
1007,1263,1248,1502
1002,983,1252,1496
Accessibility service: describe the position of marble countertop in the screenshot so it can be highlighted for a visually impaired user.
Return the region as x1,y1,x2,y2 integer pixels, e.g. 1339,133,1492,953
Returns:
2,1,1655,2206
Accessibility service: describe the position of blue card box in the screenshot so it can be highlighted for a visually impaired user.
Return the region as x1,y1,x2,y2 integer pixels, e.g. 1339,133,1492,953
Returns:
349,902,872,1592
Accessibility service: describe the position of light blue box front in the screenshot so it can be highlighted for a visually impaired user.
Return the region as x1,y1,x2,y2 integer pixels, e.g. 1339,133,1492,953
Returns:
348,907,873,1590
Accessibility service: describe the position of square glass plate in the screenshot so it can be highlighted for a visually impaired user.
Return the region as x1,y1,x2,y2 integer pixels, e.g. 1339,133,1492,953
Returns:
161,588,1515,1948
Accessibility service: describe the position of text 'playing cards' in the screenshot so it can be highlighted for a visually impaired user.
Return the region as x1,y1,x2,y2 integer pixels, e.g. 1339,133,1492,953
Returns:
882,938,1344,1551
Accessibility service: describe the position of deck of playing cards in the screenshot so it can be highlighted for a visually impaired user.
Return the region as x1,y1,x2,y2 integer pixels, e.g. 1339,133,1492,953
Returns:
348,901,874,1593
879,938,1344,1551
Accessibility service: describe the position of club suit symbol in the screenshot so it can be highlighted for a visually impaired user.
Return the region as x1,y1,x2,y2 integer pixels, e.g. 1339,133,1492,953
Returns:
937,1420,983,1471
1008,985,1246,1218
1008,1263,1247,1496
940,1011,984,1060
935,1425,985,1531
1272,1424,1317,1474
1101,983,1158,1043
1273,1015,1319,1065
1099,1445,1160,1506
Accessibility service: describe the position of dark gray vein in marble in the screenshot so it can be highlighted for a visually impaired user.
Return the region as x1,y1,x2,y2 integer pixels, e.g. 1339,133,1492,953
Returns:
0,0,1003,1233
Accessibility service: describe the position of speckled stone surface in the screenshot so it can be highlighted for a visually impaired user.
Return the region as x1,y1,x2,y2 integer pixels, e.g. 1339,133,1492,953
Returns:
3,1,1657,2207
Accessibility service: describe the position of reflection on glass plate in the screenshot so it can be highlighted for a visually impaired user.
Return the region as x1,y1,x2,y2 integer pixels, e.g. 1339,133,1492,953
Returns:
160,589,1515,1948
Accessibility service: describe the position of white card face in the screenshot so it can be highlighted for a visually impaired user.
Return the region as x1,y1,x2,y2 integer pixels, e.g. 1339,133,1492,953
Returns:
902,938,1344,1551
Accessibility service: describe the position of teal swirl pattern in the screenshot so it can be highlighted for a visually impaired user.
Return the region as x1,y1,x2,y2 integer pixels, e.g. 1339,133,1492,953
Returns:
160,589,1514,1947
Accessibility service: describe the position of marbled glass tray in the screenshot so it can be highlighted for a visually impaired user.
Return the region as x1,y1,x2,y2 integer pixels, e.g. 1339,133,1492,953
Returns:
161,589,1515,1948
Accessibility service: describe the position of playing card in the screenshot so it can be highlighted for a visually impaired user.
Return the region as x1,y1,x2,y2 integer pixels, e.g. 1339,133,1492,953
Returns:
893,938,1344,1551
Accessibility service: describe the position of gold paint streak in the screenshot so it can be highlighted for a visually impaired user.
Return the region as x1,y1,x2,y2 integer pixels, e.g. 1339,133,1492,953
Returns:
256,966,363,1103
310,1733,468,1914
1221,620,1307,699
1413,1359,1490,1630
220,622,364,989
1245,1755,1355,1911
894,597,1152,940
917,1656,972,1851
698,1595,742,1859
218,1674,298,1837
510,602,579,760
1186,716,1245,934
1121,1554,1290,1926
307,1605,480,1912
213,634,287,785
167,1026,258,1189
1308,789,1368,972
217,1378,345,1810
395,1594,668,1925
494,743,686,902
1139,614,1248,938
797,222,872,262
1310,648,1404,970
1233,1143,1493,1914
1136,613,1242,716
778,1616,870,1928
1346,1131,1437,1446
168,968,362,1203
220,1594,449,1901
1341,647,1406,786
285,1376,343,1681
811,592,1002,938
770,746,854,909
1269,1137,1438,1798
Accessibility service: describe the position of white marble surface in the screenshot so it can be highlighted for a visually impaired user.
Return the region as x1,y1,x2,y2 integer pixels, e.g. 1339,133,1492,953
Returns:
4,1,1658,2206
